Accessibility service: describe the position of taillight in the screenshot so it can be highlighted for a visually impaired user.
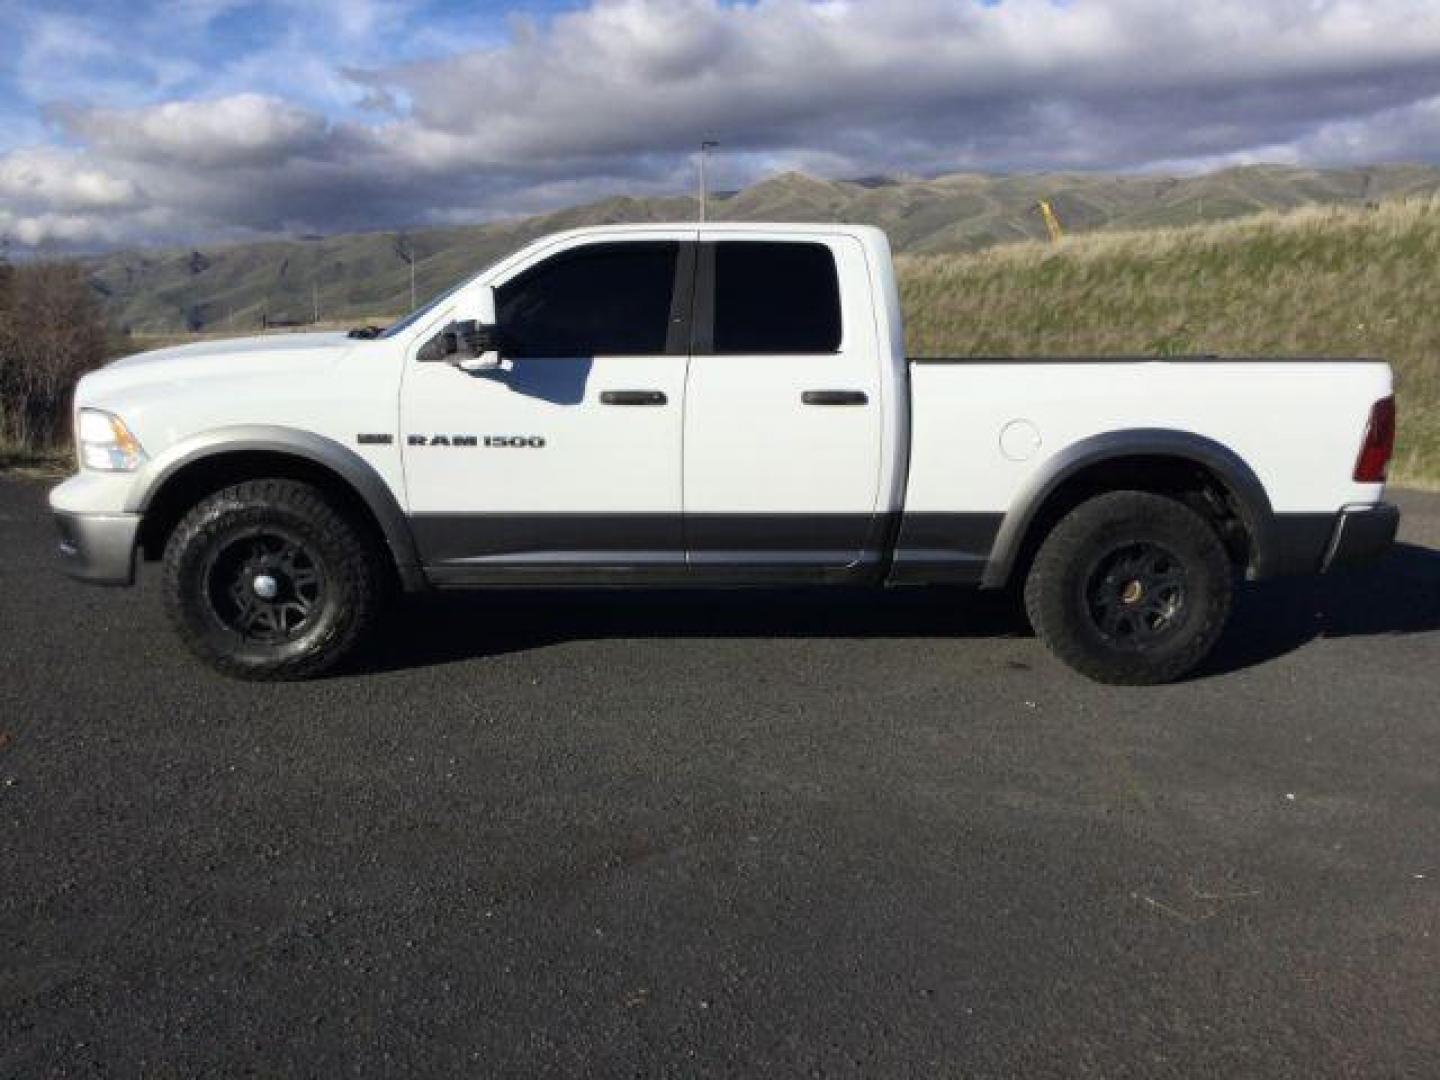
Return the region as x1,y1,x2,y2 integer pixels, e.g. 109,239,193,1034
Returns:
1353,395,1396,483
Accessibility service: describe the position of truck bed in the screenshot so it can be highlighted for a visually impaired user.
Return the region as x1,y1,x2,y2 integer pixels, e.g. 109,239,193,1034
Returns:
902,354,1391,516
908,355,1382,364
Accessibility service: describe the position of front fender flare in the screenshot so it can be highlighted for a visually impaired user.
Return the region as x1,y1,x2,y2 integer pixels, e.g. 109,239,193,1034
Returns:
127,425,425,591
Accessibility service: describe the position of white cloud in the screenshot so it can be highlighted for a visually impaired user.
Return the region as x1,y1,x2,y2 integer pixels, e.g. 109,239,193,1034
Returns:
58,94,330,169
5,0,1440,249
0,148,141,212
1283,95,1440,165
367,0,1440,167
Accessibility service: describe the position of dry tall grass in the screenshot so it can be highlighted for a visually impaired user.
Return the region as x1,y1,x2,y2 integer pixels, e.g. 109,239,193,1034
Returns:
899,199,1440,487
0,261,111,460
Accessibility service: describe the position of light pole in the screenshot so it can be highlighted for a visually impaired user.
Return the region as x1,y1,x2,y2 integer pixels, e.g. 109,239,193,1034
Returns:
698,141,719,222
394,234,417,311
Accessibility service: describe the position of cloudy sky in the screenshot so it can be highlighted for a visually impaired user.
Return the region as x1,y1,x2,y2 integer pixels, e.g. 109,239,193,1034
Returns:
2,0,1440,250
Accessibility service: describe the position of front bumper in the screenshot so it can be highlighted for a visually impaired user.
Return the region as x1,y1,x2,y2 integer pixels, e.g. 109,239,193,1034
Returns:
1321,502,1400,573
53,510,140,585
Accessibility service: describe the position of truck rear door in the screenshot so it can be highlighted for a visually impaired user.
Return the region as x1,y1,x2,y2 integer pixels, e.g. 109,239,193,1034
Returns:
683,234,885,572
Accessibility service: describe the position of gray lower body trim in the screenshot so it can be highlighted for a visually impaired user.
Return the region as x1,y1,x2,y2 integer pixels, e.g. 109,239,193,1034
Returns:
53,511,140,586
411,513,683,566
426,561,879,588
889,513,1005,584
1255,513,1337,578
1247,507,1399,579
409,504,1384,588
411,512,892,583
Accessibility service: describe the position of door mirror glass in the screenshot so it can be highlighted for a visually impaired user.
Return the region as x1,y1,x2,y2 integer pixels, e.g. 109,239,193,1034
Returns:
421,318,504,371
452,319,503,372
418,327,457,363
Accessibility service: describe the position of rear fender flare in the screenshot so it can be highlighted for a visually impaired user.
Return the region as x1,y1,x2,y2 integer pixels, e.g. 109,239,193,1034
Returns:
980,429,1275,589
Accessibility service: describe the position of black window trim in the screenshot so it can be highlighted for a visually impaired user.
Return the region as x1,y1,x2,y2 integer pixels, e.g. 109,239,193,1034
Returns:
692,242,717,355
691,239,844,356
493,239,698,359
666,242,698,357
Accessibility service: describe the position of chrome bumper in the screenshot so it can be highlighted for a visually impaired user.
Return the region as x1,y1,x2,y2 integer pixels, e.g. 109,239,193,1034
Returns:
53,510,140,585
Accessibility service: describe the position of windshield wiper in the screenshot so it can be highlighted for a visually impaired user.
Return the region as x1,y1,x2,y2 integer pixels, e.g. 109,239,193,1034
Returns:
346,325,385,339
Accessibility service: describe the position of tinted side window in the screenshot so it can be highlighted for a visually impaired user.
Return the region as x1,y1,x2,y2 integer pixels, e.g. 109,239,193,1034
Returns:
712,242,841,354
497,242,678,357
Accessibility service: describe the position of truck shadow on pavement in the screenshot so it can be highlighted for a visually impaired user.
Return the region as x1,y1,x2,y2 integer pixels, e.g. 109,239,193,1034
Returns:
1200,541,1440,677
366,542,1440,680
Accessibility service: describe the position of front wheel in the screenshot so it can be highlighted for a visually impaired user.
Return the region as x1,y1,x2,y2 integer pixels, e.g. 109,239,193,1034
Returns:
162,479,385,680
1023,490,1233,685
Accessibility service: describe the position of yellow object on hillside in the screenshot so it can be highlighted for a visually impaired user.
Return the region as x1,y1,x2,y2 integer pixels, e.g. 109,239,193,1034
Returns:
1036,200,1065,243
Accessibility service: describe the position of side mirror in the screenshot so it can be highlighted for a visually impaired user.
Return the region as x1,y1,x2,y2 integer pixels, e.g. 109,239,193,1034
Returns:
453,319,503,372
421,318,504,371
418,327,458,364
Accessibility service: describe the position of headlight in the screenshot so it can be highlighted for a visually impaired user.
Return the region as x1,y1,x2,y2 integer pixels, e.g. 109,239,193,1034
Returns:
77,409,147,472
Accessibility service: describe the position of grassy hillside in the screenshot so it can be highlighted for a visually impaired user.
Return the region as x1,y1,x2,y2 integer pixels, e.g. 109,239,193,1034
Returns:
86,163,1440,333
899,199,1440,487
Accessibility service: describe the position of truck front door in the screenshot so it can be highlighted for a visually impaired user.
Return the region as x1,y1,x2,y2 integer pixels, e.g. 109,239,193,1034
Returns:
400,235,694,577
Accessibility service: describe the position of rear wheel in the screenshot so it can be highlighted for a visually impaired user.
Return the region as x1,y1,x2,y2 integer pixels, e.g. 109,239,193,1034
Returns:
162,479,384,680
1023,490,1233,685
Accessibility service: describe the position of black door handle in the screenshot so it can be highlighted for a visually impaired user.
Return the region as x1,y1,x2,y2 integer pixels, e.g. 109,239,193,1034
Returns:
801,390,868,406
600,390,668,406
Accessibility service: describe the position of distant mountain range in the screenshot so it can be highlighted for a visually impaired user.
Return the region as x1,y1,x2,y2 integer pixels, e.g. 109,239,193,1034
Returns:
85,163,1440,333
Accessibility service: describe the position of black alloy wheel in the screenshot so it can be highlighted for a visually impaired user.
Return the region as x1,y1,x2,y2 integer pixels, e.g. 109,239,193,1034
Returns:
204,527,328,645
1083,540,1189,651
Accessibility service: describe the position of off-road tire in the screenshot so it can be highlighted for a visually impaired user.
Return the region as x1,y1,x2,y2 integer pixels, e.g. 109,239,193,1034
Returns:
1023,490,1233,685
162,479,385,680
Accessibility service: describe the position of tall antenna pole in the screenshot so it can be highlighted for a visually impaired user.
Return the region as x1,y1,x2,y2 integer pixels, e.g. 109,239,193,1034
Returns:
698,140,718,222
395,233,417,310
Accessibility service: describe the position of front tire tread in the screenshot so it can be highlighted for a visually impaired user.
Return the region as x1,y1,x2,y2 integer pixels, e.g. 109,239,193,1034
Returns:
162,478,383,681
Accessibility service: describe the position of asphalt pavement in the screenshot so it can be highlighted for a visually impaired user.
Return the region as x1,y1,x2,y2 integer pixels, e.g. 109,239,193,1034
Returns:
3,476,1439,1077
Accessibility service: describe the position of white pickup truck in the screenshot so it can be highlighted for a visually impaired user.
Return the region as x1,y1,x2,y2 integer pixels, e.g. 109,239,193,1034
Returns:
51,223,1399,684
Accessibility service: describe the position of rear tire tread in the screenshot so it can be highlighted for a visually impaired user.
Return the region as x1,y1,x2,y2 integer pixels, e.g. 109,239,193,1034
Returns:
1023,490,1233,686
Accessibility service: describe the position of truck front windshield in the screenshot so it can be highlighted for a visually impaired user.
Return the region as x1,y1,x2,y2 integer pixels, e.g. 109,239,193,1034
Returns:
379,279,470,339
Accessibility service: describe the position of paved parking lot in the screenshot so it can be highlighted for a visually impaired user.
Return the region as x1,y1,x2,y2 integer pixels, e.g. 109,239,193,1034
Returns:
3,476,1439,1077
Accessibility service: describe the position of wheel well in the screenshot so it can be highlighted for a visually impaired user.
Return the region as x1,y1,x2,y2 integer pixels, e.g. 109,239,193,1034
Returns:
1009,455,1254,585
137,450,394,573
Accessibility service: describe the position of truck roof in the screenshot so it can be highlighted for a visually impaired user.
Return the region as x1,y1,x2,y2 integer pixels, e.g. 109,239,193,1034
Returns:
554,221,877,232
483,221,895,287
533,221,889,242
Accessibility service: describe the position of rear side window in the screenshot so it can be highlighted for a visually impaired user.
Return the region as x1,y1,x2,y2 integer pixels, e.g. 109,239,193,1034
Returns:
497,241,679,357
712,242,841,354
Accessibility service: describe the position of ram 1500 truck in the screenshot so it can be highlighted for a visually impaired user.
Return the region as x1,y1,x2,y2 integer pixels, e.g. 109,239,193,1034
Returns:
50,223,1400,684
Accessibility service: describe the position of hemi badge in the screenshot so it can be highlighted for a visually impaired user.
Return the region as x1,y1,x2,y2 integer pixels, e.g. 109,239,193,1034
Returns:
357,433,394,445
